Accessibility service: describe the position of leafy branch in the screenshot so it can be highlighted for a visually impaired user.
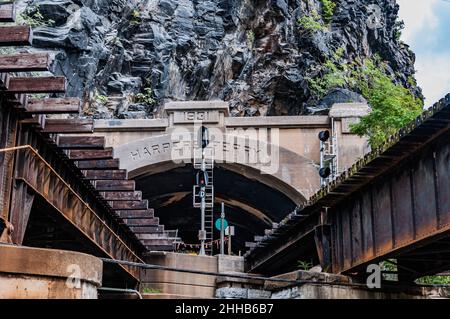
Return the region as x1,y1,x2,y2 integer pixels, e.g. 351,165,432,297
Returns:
307,55,423,148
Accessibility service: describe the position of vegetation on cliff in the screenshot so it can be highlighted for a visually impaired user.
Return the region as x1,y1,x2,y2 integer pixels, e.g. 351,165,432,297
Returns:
308,53,423,148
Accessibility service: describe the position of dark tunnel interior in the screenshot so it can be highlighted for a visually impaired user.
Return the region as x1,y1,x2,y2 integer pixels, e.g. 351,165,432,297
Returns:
135,164,297,254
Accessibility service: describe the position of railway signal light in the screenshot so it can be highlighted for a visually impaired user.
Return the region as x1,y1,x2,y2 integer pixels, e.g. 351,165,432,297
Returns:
319,167,331,179
198,126,210,149
318,129,336,185
318,130,330,142
196,170,209,188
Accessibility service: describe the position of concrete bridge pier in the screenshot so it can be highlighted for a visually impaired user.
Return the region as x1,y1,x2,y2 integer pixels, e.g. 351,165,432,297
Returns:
0,245,102,299
140,252,247,299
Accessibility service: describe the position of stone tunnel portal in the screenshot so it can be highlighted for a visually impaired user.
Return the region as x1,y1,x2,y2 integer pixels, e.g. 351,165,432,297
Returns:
98,101,370,254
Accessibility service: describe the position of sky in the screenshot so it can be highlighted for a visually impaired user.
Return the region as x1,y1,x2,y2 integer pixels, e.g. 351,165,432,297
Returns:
397,0,450,106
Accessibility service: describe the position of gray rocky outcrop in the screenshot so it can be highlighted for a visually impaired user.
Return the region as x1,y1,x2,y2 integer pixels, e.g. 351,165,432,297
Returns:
17,0,421,118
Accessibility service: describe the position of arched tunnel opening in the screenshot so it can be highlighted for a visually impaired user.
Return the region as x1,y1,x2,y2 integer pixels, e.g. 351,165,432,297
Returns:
134,164,298,254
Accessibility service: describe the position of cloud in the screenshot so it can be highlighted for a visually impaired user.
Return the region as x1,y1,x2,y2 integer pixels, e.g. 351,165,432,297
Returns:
415,53,450,106
397,0,450,103
397,0,439,42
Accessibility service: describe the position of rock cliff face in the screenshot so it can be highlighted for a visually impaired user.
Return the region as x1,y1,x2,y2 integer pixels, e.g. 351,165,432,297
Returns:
17,0,420,118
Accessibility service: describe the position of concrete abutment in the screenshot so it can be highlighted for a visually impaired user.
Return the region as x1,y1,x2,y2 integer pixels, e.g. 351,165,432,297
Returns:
0,244,102,299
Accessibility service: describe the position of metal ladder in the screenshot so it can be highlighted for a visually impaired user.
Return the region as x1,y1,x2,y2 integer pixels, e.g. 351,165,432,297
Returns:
193,147,215,255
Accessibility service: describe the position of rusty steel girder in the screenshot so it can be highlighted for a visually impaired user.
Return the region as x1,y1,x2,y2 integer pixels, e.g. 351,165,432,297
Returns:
14,146,143,281
0,98,18,221
332,135,450,274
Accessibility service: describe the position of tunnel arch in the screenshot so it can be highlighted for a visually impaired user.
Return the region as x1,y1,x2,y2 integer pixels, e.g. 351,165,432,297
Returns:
114,134,320,252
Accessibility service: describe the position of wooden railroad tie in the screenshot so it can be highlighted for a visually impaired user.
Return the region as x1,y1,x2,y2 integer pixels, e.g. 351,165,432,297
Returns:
115,209,155,219
20,115,45,129
130,225,165,234
110,200,149,210
26,98,81,114
101,191,143,201
0,2,16,22
76,159,120,170
57,136,105,149
93,180,136,192
0,26,32,46
44,119,94,134
0,53,51,72
122,218,160,226
7,77,66,94
83,169,128,180
67,148,113,160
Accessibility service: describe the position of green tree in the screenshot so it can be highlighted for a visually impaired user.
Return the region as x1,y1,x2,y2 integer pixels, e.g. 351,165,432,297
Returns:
308,59,349,98
307,55,423,149
394,19,405,41
19,5,55,27
298,10,326,33
350,59,423,148
135,87,156,106
130,9,141,25
246,30,255,49
320,0,336,24
416,276,450,285
297,260,313,271
94,93,109,105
